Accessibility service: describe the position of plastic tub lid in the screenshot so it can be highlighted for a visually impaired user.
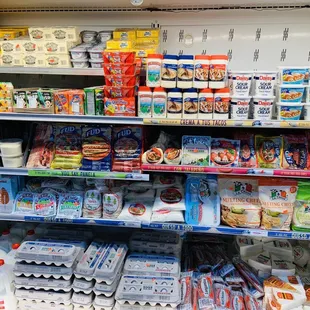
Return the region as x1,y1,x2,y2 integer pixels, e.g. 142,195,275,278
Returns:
0,138,22,145
200,88,213,93
164,55,178,60
89,59,103,63
179,55,194,60
153,87,166,92
215,88,230,93
81,30,98,35
71,59,89,62
195,55,211,60
276,102,305,106
253,71,277,74
279,84,305,88
231,96,252,100
184,88,197,93
139,86,152,92
228,70,253,74
168,88,182,92
211,55,228,60
0,259,4,266
253,95,275,100
147,54,163,59
1,153,23,158
12,243,20,250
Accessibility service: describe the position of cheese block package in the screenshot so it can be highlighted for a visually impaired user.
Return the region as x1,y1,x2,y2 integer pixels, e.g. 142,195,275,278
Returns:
293,181,310,231
271,288,305,310
218,176,261,228
259,178,298,231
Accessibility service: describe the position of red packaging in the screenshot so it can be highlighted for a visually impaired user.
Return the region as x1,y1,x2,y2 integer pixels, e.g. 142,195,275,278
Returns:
68,90,84,115
104,97,136,117
105,75,137,87
103,52,136,64
103,63,137,75
197,273,215,310
214,283,231,309
231,290,246,310
179,272,193,310
104,86,135,98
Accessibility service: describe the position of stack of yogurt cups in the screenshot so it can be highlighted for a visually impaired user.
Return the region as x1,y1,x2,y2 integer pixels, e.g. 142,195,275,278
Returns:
276,67,309,121
228,70,277,121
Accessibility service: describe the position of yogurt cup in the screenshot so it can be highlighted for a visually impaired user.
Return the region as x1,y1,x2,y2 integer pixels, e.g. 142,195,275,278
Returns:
304,103,310,120
1,153,23,168
276,102,304,120
81,30,98,43
71,59,89,68
89,59,103,68
228,71,253,97
0,138,23,156
279,84,305,103
278,66,308,85
230,96,251,120
252,96,275,120
97,31,112,43
253,71,277,97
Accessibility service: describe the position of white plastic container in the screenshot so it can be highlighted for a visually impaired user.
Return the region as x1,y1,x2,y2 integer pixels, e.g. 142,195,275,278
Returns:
278,84,305,103
6,243,20,266
252,96,275,120
194,55,210,89
167,88,182,119
88,44,105,60
0,259,17,309
138,86,153,117
177,55,194,89
146,54,163,88
198,88,214,119
23,229,37,241
304,103,310,120
161,55,178,88
89,59,103,68
253,71,277,96
71,59,89,68
228,71,253,97
1,154,23,168
276,102,304,121
152,87,167,118
0,138,22,156
209,55,228,89
230,96,251,120
182,88,198,119
0,230,21,253
213,88,230,119
70,44,89,59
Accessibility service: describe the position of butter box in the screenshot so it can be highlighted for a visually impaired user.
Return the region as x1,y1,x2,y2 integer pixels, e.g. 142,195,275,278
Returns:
29,27,52,41
43,41,78,54
20,40,44,53
0,30,20,40
1,52,23,66
23,54,45,67
50,27,79,42
0,39,23,53
113,29,136,40
106,39,135,50
136,28,160,38
45,54,71,68
136,37,160,45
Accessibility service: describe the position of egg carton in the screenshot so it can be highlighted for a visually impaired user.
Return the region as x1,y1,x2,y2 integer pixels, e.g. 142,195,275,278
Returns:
15,276,72,291
16,288,72,304
73,278,95,294
113,302,175,310
123,254,180,277
75,241,106,276
17,299,73,310
115,275,181,308
93,294,115,310
16,242,79,266
93,271,121,297
14,262,74,280
72,292,94,307
73,306,93,310
16,294,72,305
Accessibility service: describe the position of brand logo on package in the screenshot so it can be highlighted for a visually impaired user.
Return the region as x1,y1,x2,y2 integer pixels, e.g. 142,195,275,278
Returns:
234,181,253,196
86,128,101,137
117,129,132,139
270,189,288,200
60,126,76,134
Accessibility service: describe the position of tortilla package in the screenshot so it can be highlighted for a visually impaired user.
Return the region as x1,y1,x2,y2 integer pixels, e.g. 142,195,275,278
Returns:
259,178,298,231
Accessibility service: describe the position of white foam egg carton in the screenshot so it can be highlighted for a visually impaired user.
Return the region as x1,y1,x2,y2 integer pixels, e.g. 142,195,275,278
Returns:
17,299,73,310
16,241,79,267
14,262,74,280
15,288,72,304
73,278,95,294
115,275,181,308
93,271,121,297
72,291,94,307
113,302,174,310
93,294,115,309
123,254,180,278
75,241,106,276
15,276,72,291
73,306,93,310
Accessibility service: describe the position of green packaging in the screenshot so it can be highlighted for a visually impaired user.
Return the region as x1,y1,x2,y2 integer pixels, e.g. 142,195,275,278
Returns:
293,181,310,231
84,86,104,115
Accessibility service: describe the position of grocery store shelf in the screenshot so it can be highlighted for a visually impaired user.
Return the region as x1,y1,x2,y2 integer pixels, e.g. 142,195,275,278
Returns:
0,113,143,125
143,118,310,129
0,67,103,76
142,164,310,178
0,168,149,181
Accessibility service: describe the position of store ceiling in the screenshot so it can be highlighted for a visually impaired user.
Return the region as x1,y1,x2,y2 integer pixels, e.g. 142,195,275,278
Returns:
1,0,310,9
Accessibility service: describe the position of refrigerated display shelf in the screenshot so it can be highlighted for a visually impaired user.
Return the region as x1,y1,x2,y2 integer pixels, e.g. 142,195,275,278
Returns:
141,164,310,178
0,168,149,180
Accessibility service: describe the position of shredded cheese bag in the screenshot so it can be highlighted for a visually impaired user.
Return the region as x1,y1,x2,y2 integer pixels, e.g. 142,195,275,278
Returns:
259,178,298,231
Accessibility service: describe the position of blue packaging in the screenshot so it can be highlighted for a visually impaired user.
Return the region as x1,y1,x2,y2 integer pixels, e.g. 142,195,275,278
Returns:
0,176,19,214
185,174,220,226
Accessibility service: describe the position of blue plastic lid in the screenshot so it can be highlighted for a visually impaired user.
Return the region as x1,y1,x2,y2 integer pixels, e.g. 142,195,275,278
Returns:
184,88,197,92
169,88,182,93
164,54,178,60
179,55,194,60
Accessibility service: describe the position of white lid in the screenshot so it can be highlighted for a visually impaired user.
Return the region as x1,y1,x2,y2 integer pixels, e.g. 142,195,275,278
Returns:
0,138,23,145
253,96,275,100
278,66,309,69
253,71,277,74
279,84,306,88
71,59,89,62
89,59,103,63
1,153,23,158
276,102,305,106
231,96,252,100
228,70,253,74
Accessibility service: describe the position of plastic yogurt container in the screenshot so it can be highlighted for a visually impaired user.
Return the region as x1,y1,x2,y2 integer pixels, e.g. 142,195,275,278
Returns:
88,44,106,60
89,59,103,68
1,153,23,168
304,104,310,120
0,138,23,156
253,71,277,97
71,59,89,68
228,71,253,97
230,96,251,120
97,31,112,43
276,102,304,120
70,44,90,60
279,84,305,103
252,96,275,120
278,66,308,85
81,30,98,43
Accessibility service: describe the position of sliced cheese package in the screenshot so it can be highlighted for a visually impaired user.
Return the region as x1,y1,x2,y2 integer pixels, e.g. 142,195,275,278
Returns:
235,236,263,257
271,287,305,310
248,251,272,276
271,255,295,277
263,240,293,262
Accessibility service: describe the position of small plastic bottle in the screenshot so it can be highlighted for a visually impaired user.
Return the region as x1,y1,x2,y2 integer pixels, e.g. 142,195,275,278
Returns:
152,87,167,118
198,88,214,120
146,54,163,87
6,243,20,266
183,88,198,119
167,88,183,119
0,259,17,309
23,229,37,242
138,86,153,117
161,55,178,88
177,55,194,89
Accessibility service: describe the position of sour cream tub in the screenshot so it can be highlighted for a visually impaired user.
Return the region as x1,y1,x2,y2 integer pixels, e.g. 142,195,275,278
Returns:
252,96,275,120
279,84,305,103
253,71,277,97
1,154,23,168
228,71,253,97
276,102,304,120
230,96,251,120
278,66,308,85
0,138,23,156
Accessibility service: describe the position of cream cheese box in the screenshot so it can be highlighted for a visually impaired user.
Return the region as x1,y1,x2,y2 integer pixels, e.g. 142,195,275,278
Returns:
45,54,71,68
1,52,23,66
43,41,78,54
21,40,44,54
50,27,79,42
0,39,23,53
23,54,45,67
29,27,52,41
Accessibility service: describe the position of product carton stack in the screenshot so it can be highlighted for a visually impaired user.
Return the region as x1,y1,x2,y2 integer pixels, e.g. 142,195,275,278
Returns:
0,26,80,68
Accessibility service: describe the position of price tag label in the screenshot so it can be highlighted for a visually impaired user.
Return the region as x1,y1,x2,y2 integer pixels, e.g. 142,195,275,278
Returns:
291,232,310,240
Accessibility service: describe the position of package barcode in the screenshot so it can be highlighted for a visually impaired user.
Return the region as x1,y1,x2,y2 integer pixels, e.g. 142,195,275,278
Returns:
68,35,73,39
61,61,67,65
38,47,44,52
198,298,213,308
38,60,44,65
159,296,170,301
45,34,52,39
60,47,65,52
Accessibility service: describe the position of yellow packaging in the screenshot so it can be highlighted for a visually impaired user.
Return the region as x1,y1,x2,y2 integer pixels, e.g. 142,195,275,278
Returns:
136,28,160,38
23,54,45,67
106,39,135,50
113,29,136,40
1,52,23,66
133,45,159,58
136,37,160,45
0,82,13,91
0,28,28,37
0,98,13,112
104,48,131,53
0,30,20,40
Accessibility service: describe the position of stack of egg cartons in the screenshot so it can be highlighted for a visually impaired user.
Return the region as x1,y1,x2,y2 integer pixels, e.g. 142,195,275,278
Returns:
73,241,128,310
114,231,182,309
13,241,80,310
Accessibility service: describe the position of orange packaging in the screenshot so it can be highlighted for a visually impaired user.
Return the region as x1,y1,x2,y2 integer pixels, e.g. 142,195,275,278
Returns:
104,97,136,116
214,283,231,309
68,90,84,115
54,90,69,114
